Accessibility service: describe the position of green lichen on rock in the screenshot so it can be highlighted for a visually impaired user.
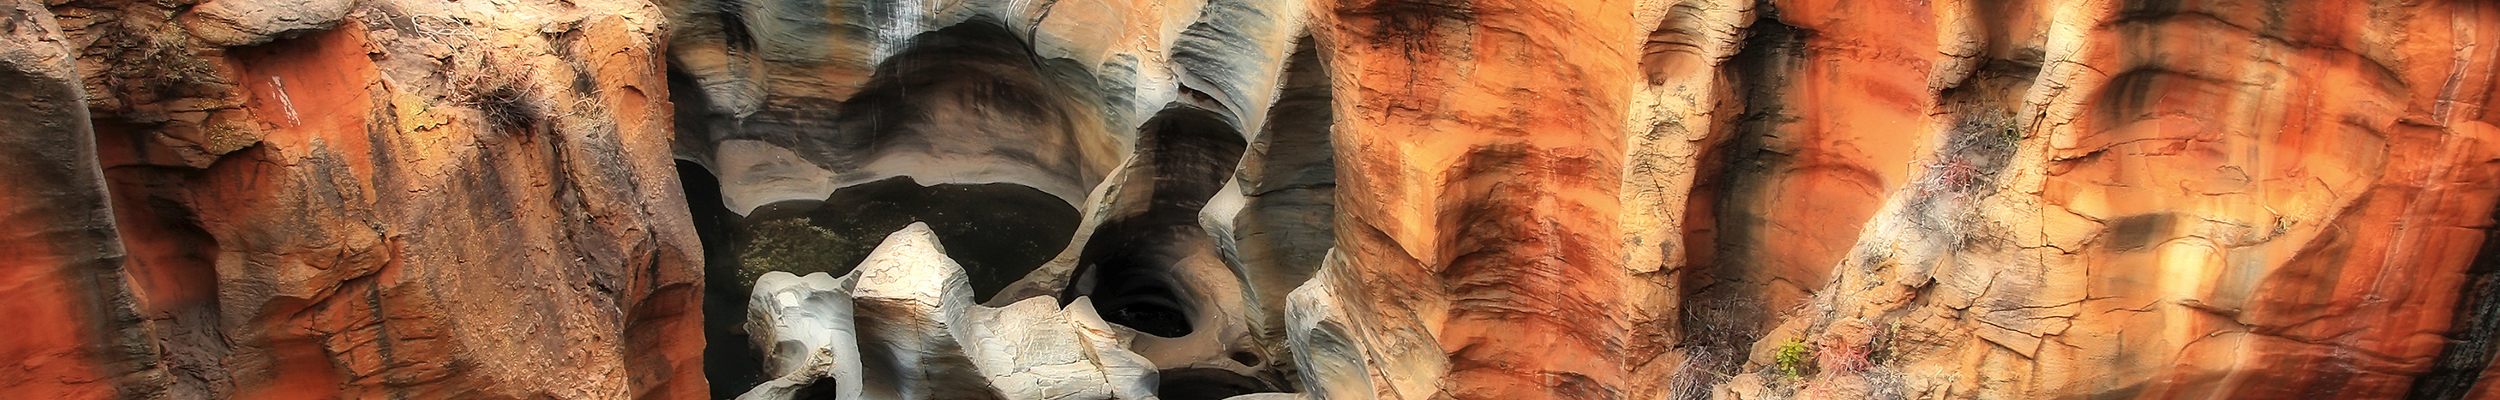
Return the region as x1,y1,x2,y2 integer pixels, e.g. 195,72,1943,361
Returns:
1775,338,1814,379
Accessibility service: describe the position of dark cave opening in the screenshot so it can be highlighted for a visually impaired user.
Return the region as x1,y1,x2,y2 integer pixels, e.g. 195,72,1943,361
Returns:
1064,105,1249,339
1157,368,1274,400
671,11,1341,399
737,177,1081,301
701,16,1088,308
682,17,1103,398
682,164,1083,399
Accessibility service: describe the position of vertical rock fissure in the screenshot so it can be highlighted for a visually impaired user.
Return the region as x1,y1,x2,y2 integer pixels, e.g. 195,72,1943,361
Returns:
1218,36,1337,392
1670,0,1810,387
101,165,237,399
678,159,769,400
1671,5,1804,398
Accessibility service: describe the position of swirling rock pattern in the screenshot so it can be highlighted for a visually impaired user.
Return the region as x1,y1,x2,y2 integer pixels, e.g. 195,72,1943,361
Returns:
2,0,702,397
9,0,2500,399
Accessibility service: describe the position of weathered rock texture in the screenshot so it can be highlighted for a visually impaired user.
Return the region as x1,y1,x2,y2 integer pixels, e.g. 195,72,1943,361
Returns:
1657,0,2500,399
1699,0,2500,398
0,1,161,397
15,0,2500,399
3,0,702,395
737,223,1158,400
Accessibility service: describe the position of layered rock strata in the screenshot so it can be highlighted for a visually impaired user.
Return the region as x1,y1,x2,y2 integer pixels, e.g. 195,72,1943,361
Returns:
2,0,704,396
689,0,2500,399
13,0,2500,399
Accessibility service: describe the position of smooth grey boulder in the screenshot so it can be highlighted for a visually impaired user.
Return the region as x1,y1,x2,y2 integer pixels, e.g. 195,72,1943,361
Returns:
740,223,1158,400
744,271,863,400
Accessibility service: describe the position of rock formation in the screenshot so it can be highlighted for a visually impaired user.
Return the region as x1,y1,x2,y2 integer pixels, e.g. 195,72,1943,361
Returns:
11,0,2500,399
737,223,1158,400
2,0,702,396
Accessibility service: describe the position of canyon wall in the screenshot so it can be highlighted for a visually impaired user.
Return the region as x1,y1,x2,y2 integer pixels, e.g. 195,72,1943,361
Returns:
11,0,2500,399
1,0,704,397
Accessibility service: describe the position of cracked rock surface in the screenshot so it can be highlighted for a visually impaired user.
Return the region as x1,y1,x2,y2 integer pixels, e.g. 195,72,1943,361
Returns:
11,0,2500,399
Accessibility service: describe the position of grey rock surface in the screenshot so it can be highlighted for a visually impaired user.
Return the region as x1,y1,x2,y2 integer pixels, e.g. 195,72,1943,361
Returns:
740,223,1159,400
179,0,356,46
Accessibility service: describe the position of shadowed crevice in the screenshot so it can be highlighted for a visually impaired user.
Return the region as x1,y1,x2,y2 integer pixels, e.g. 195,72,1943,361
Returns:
1222,37,1337,391
1066,105,1249,338
679,160,766,400
2407,201,2500,399
1670,5,1804,398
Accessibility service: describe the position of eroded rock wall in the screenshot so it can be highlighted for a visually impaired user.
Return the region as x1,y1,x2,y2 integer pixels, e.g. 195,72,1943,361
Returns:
0,2,161,396
1300,0,1643,397
1656,0,2500,399
14,0,2500,398
2,0,703,396
1271,0,2500,398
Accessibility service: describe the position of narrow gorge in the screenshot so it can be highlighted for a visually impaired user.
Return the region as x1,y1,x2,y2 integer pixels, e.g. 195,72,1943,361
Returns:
8,0,2500,399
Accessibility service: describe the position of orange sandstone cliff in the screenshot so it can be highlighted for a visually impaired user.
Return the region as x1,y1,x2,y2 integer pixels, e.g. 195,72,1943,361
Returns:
7,0,2500,399
2,0,703,397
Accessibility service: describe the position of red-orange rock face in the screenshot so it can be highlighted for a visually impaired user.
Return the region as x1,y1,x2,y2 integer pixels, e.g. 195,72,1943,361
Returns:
1298,0,2500,399
4,0,702,397
1309,0,1639,397
0,2,157,397
1680,0,2500,399
12,0,2500,399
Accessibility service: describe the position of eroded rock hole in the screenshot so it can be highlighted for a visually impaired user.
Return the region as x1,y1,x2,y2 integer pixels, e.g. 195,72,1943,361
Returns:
1099,273,1196,338
749,18,1091,304
1157,368,1272,400
683,17,1102,397
820,19,1116,197
738,177,1079,301
1066,105,1248,339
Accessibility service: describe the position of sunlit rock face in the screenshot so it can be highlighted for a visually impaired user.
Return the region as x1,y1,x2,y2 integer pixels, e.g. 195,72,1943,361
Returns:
12,0,2500,398
736,223,1158,400
680,0,2500,398
663,0,1322,396
2,0,702,396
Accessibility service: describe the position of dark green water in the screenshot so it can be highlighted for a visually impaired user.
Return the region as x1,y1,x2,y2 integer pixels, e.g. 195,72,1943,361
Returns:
738,176,1081,302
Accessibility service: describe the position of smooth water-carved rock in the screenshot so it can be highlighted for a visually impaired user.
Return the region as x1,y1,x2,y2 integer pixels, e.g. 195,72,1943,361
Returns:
17,0,2500,398
744,271,862,400
739,223,1157,400
1282,255,1376,400
675,1,1329,395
